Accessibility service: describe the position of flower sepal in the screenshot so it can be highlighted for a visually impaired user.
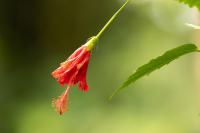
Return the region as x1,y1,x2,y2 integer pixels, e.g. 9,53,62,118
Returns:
84,36,98,51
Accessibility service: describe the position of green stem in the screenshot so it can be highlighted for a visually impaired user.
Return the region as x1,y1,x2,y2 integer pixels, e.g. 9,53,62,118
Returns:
85,0,129,50
96,0,129,39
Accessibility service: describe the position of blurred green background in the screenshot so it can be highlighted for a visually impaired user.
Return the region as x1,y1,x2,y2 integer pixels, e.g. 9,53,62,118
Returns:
0,0,200,133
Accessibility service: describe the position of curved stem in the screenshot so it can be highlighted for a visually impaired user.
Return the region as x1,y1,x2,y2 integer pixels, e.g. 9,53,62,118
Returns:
96,0,129,39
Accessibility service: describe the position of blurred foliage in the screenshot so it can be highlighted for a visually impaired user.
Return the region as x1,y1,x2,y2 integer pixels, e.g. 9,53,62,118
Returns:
0,0,199,133
179,0,200,9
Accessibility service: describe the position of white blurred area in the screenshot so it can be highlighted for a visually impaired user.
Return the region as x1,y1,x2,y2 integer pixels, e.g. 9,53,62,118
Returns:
119,0,199,34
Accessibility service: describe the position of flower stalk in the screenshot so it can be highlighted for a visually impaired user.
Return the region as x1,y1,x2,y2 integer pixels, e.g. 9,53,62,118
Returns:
96,0,129,39
86,0,129,50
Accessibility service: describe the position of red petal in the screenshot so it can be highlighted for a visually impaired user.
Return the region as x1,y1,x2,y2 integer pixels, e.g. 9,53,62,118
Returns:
78,79,89,91
52,86,70,115
51,45,91,115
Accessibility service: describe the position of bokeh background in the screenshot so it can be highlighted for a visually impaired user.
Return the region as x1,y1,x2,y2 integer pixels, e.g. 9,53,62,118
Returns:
0,0,200,133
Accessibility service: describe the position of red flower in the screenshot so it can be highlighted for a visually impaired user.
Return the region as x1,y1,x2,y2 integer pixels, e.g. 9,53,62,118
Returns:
52,43,93,115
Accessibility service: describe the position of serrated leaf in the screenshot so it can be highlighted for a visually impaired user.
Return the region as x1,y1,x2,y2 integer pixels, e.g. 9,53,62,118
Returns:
109,44,198,99
178,0,200,9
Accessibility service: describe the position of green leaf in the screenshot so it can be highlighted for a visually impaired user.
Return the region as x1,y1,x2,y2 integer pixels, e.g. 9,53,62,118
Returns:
178,0,200,9
109,44,198,99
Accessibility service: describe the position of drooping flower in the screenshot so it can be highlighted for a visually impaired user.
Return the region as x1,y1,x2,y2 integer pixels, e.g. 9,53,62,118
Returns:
51,0,129,115
52,37,97,115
